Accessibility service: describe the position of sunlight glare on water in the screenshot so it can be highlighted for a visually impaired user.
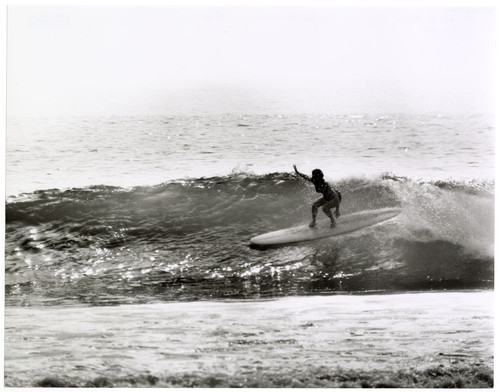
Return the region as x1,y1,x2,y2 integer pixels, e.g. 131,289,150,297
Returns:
6,114,494,196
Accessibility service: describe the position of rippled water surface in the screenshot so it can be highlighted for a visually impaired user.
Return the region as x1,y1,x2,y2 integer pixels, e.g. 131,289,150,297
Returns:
5,113,495,306
7,113,494,195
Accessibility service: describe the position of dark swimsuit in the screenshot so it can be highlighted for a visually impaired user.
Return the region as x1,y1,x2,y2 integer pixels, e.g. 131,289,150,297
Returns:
313,180,342,203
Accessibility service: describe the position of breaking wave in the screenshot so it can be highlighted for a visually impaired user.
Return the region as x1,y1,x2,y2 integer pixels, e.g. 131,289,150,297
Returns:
5,172,494,306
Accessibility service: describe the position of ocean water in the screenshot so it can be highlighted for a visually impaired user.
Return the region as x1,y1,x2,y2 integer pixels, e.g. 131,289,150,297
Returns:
5,292,494,387
5,113,494,306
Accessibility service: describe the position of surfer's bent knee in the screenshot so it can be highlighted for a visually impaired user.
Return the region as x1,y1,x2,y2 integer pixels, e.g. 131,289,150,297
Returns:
323,199,338,210
312,198,325,211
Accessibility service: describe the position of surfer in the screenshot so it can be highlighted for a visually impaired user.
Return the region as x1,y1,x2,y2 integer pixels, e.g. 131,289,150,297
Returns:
293,165,341,229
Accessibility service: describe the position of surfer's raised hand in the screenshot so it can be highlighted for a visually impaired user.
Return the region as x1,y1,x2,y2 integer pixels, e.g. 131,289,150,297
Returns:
293,165,310,181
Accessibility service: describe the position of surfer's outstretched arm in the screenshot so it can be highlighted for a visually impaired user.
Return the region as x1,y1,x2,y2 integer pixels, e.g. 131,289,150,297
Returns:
293,165,311,181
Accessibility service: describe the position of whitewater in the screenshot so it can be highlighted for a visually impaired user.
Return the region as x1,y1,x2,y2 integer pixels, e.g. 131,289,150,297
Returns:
4,112,495,386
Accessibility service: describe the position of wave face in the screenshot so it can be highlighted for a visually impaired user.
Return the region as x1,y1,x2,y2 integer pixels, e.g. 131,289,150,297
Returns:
5,173,494,306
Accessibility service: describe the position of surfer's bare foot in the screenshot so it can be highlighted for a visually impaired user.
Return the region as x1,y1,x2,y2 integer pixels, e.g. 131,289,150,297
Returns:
309,221,316,228
330,221,336,228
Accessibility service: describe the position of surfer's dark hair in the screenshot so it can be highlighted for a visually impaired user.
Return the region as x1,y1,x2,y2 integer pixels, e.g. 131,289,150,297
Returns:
312,169,324,179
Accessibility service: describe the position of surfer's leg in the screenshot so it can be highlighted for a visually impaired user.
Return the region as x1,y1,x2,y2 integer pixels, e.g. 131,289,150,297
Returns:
310,198,325,228
323,200,338,228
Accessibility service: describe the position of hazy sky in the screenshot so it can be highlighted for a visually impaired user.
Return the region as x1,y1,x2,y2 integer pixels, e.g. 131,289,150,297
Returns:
7,6,496,116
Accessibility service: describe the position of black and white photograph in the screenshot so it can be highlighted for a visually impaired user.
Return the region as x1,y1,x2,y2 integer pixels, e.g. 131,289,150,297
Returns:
4,3,495,388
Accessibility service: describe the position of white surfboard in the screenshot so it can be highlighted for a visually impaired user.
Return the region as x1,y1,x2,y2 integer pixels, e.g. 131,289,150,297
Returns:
250,207,401,247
